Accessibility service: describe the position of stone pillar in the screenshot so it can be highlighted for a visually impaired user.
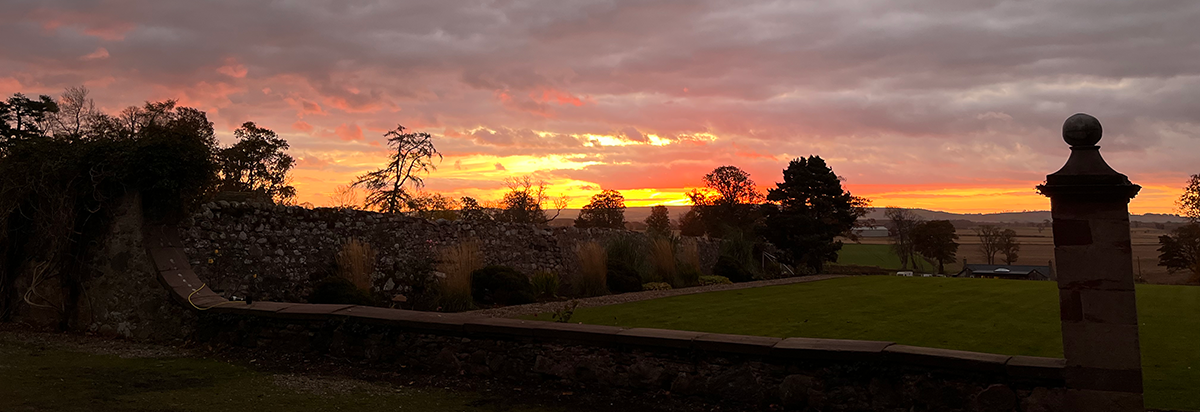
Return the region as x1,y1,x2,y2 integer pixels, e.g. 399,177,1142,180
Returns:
1037,113,1144,411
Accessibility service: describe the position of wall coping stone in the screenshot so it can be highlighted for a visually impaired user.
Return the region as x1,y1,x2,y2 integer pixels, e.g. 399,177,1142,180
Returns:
1006,355,1067,381
771,337,894,361
274,304,356,320
530,322,627,344
694,333,783,356
614,328,707,349
883,344,1012,374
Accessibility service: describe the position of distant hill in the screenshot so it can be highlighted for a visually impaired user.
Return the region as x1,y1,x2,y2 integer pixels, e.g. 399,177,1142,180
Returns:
551,206,1186,226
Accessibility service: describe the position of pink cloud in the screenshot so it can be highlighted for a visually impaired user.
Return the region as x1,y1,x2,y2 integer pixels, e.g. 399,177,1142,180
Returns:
335,123,364,141
292,121,314,132
80,48,109,61
217,59,248,78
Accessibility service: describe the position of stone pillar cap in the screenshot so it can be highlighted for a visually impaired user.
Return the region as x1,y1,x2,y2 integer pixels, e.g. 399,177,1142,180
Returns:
1037,113,1140,199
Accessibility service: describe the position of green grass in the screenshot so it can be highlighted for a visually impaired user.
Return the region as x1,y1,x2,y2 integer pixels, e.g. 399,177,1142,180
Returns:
834,243,958,273
0,338,561,412
528,276,1200,411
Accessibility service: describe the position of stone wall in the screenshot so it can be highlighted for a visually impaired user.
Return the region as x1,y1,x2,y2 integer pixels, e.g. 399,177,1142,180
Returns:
178,201,721,303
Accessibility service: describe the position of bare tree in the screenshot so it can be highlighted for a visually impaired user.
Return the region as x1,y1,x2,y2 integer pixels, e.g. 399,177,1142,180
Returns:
353,125,441,214
885,207,923,270
51,86,101,138
329,184,361,209
976,225,1003,265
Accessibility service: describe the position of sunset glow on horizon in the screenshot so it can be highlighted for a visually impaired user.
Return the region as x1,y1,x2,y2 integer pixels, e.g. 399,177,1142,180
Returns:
5,1,1198,215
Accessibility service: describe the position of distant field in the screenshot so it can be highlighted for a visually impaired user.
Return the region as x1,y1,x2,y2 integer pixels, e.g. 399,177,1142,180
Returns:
838,224,1187,284
532,276,1200,411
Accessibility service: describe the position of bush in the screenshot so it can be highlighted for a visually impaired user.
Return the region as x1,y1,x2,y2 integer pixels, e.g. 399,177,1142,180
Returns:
698,275,732,286
335,238,376,292
642,282,672,291
307,276,376,305
437,241,482,311
677,265,702,287
649,237,678,287
606,235,650,282
574,241,608,297
714,254,756,283
606,260,643,293
471,265,534,306
531,270,560,299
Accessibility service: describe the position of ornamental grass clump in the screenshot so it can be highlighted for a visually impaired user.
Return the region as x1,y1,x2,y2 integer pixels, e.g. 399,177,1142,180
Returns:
531,270,560,299
336,238,377,292
574,241,608,297
649,236,678,287
677,238,702,286
437,240,482,311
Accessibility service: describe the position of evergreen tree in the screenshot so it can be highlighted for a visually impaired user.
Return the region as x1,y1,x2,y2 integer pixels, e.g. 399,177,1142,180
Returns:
353,125,440,214
645,205,672,237
760,156,867,273
912,220,959,274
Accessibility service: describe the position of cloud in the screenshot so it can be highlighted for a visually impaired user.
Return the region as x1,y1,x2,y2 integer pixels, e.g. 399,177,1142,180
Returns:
2,0,1198,212
335,123,364,141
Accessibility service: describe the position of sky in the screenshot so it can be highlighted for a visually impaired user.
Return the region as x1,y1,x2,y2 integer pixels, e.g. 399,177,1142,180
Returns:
3,0,1199,214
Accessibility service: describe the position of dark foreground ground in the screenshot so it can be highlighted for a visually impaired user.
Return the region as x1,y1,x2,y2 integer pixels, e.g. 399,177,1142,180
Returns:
0,325,751,412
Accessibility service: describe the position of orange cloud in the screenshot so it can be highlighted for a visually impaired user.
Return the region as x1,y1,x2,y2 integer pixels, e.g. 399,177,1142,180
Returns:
292,121,314,132
534,88,585,106
335,123,364,141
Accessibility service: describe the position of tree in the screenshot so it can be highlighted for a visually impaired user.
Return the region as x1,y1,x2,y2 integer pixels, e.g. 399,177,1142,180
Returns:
0,93,59,144
329,184,361,209
353,125,441,214
575,189,626,229
1158,223,1200,284
678,209,704,236
459,196,492,222
405,190,460,220
1180,174,1200,223
687,165,762,237
975,225,1003,265
217,122,296,204
912,220,959,274
495,176,566,224
645,205,672,238
885,207,923,270
49,86,102,139
999,228,1020,264
761,156,868,273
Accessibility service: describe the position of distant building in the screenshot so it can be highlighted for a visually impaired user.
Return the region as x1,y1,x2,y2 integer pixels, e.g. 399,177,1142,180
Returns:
956,264,1054,281
852,226,890,237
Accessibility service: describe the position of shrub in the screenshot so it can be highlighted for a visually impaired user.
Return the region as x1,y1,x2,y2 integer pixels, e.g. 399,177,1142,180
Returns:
335,238,376,292
642,282,672,291
307,276,376,305
471,265,535,306
649,237,678,287
437,240,482,311
574,241,608,297
698,275,732,286
714,254,756,283
531,270,560,299
677,265,703,287
606,260,643,293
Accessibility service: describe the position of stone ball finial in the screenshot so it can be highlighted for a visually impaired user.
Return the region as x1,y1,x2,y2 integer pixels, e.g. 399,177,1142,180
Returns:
1063,113,1102,147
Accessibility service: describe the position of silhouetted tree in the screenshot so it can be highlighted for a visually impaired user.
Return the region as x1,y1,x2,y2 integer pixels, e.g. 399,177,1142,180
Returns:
999,228,1020,264
1180,174,1200,223
0,93,59,145
1158,223,1200,284
217,122,296,204
975,225,1003,265
912,220,959,274
885,208,923,270
687,165,762,238
459,196,492,222
645,205,672,238
353,125,441,214
495,176,566,224
575,189,626,229
760,156,868,273
678,209,705,237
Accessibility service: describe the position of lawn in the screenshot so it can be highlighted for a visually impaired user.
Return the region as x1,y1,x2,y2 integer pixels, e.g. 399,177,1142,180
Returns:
530,276,1200,411
0,337,563,412
833,243,961,273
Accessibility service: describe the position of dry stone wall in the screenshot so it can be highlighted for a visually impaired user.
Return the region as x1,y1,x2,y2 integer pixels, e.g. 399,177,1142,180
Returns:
179,201,720,303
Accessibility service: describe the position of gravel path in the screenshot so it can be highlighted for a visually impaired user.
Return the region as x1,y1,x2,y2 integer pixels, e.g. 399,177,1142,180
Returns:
468,274,848,318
